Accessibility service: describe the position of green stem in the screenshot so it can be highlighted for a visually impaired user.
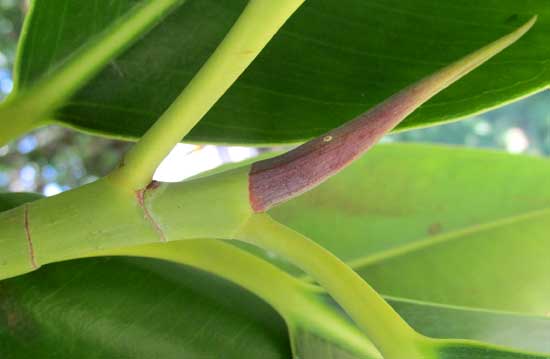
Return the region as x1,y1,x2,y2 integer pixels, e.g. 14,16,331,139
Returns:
0,0,185,146
111,0,305,189
90,239,382,359
98,240,306,315
0,170,423,358
0,168,253,280
235,213,430,358
0,102,40,145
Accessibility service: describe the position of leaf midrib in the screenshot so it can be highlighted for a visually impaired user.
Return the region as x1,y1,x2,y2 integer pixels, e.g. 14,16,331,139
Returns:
349,205,550,270
385,295,550,321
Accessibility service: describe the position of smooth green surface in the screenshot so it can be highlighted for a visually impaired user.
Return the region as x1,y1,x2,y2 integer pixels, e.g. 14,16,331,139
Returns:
0,192,41,212
0,0,185,145
292,326,377,359
0,194,379,359
13,0,183,92
2,256,550,359
2,192,550,358
13,0,550,144
237,214,424,358
0,166,254,280
0,257,291,359
434,341,549,359
111,0,305,188
271,143,550,315
103,240,382,359
391,298,550,354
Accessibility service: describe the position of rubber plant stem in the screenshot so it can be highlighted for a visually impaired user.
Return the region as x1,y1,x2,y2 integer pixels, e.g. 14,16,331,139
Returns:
111,0,305,189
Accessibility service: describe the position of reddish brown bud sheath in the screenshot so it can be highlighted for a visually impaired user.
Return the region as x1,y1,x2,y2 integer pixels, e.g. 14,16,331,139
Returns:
249,16,537,212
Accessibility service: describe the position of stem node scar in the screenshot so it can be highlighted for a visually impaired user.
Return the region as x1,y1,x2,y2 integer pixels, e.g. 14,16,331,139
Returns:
135,181,166,242
23,204,38,270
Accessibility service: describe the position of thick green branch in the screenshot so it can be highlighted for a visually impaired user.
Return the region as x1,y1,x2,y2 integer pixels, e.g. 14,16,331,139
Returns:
0,0,185,146
0,168,252,280
111,0,305,189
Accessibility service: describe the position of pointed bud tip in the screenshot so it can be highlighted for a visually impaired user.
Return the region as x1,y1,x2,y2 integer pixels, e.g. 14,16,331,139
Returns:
248,16,538,212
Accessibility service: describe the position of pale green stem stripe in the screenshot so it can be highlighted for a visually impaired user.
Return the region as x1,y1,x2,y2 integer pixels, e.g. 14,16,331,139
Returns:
111,0,305,189
92,239,309,317
0,0,186,146
235,213,430,359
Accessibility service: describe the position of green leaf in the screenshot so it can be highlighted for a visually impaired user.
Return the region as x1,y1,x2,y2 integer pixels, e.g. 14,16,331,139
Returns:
0,257,291,359
296,295,550,358
0,0,185,144
271,143,550,315
292,328,364,359
13,1,550,144
0,193,42,212
390,298,550,355
2,256,549,358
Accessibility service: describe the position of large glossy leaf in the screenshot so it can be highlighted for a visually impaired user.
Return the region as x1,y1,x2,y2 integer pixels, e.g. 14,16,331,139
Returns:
13,1,174,91
272,143,550,315
0,257,292,358
1,255,549,359
13,0,550,144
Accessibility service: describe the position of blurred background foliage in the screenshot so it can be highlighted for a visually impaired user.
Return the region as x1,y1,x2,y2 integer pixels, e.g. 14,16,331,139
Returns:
0,1,549,196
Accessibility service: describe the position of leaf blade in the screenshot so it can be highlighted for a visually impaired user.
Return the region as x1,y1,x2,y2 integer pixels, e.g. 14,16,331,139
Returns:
13,0,550,143
271,144,550,315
